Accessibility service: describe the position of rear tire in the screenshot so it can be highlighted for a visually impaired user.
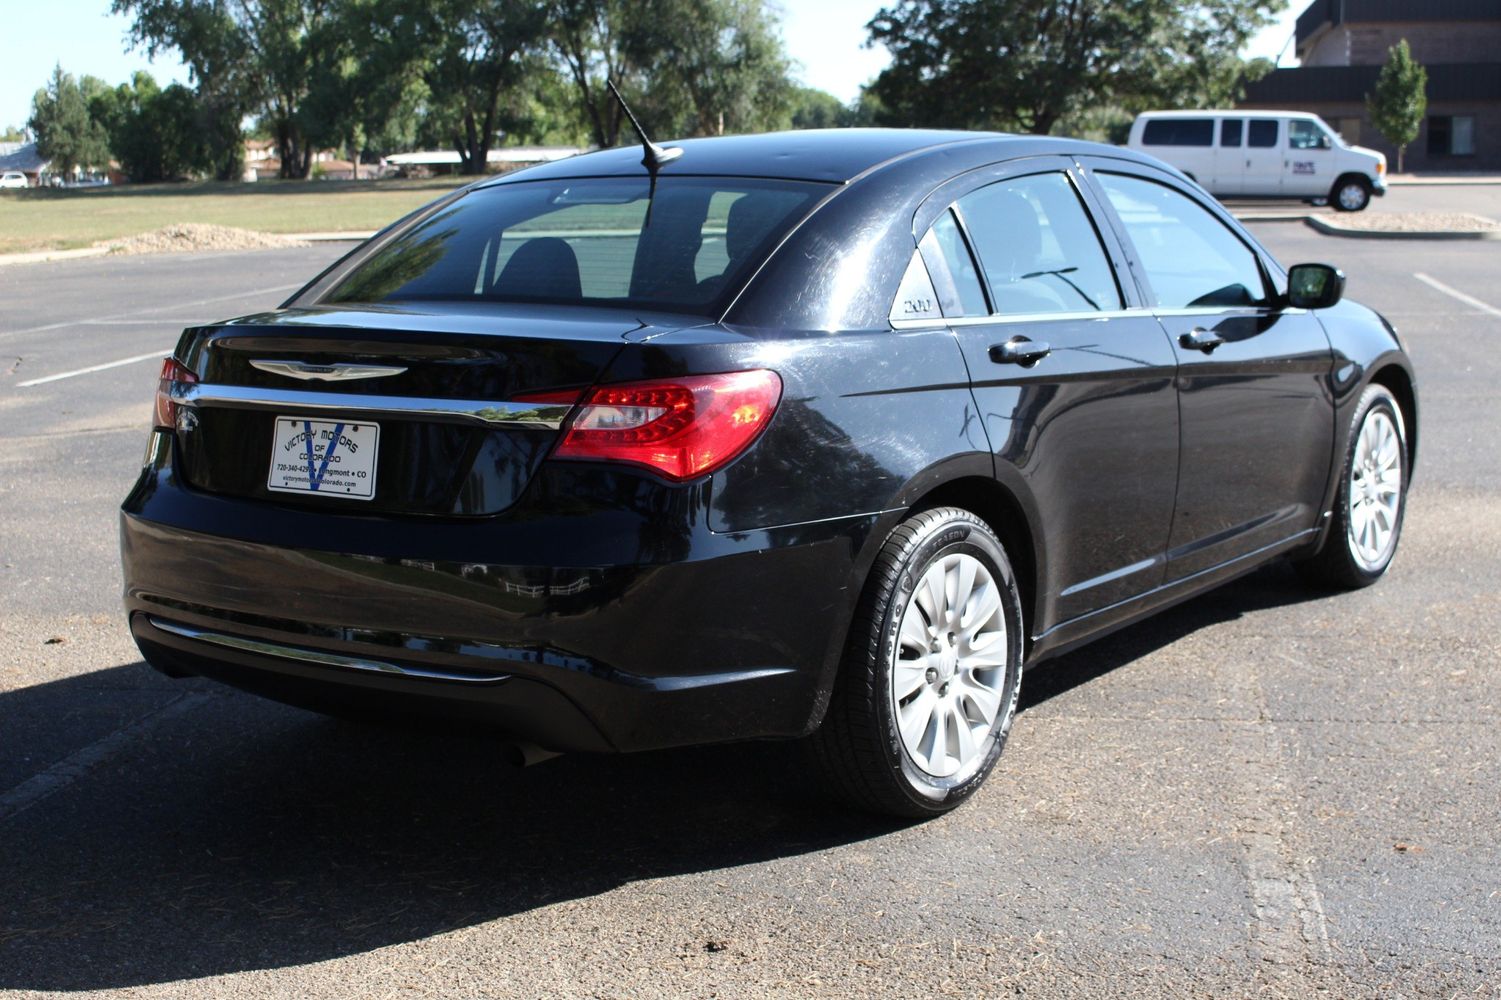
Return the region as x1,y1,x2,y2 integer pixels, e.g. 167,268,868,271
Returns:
808,507,1024,818
1295,384,1408,589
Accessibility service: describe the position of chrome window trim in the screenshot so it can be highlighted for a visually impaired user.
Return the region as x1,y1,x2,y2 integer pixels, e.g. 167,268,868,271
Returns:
170,382,570,430
147,617,503,684
892,307,1151,330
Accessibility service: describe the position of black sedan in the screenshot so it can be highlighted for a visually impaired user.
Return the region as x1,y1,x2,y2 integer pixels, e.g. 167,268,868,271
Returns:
121,129,1416,817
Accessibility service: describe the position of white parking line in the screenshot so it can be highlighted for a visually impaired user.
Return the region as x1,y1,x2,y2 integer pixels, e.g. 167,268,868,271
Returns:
0,693,211,823
1414,272,1501,318
16,349,170,387
1,282,303,340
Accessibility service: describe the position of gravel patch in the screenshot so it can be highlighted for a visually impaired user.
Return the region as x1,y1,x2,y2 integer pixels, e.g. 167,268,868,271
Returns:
99,223,311,255
1331,211,1500,233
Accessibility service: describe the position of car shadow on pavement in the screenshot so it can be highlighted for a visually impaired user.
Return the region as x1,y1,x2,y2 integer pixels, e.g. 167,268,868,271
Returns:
1019,560,1324,711
0,562,1322,991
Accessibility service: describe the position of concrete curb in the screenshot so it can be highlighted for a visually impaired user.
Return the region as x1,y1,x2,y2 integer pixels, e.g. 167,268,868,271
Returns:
0,246,111,268
1303,216,1501,240
1387,176,1501,187
0,231,373,268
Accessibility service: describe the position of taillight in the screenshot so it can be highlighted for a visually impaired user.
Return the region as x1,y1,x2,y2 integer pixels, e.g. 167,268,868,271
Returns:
548,370,781,481
154,358,197,428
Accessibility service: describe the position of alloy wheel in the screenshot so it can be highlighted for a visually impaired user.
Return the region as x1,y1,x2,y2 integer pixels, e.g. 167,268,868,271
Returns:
1347,407,1403,571
891,553,1009,780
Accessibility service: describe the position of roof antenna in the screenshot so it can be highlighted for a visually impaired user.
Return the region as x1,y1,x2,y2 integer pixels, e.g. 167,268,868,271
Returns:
607,79,681,226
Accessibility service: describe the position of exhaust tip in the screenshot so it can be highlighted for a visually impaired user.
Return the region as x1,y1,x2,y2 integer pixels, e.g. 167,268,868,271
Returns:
502,742,563,767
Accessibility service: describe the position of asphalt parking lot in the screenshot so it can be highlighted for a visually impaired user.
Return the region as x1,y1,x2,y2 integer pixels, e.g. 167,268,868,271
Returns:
1,195,1498,997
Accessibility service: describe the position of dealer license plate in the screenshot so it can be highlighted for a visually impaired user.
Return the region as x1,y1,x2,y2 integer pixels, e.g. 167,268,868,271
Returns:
267,417,379,499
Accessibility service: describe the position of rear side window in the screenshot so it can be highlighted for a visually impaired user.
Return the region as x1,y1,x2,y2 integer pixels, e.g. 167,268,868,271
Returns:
1097,173,1268,310
957,172,1122,315
1248,120,1278,148
921,210,989,317
1142,119,1214,147
1220,119,1243,147
326,177,828,314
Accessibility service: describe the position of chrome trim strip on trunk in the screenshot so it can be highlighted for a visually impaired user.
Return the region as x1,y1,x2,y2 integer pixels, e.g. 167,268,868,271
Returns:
146,616,504,684
170,382,571,429
249,359,409,382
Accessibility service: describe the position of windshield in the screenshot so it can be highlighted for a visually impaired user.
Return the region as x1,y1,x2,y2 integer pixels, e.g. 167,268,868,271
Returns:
325,176,830,315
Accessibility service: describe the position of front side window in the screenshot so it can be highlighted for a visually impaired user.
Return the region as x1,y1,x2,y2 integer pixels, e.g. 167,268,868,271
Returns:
1289,120,1331,150
956,172,1123,315
327,177,828,314
1248,120,1278,148
1097,173,1268,310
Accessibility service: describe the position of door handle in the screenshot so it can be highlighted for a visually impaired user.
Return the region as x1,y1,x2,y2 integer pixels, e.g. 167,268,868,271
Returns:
990,337,1051,367
1179,328,1224,353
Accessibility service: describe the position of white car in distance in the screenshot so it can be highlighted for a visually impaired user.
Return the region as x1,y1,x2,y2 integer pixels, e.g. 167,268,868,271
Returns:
0,171,29,189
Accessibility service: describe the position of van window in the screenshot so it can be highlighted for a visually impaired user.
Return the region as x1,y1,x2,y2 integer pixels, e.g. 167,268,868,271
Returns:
1220,120,1243,147
1142,119,1214,147
1289,120,1331,150
1247,121,1278,148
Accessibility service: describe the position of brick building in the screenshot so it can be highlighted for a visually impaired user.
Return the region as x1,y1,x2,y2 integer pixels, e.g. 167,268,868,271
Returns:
1239,0,1501,172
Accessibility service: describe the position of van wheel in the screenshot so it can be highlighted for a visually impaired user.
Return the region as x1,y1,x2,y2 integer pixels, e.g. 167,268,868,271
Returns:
808,507,1024,818
1332,176,1372,212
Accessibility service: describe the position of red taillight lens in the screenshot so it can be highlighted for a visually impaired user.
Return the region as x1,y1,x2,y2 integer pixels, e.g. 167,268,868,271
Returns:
551,370,781,481
154,358,198,428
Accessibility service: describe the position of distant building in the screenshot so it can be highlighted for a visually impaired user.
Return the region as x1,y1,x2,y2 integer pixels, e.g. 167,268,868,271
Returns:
0,142,48,186
1239,0,1501,171
384,147,584,176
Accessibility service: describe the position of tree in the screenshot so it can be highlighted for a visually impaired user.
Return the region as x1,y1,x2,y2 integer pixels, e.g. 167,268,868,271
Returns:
406,0,552,173
0,125,26,143
91,72,215,181
114,0,343,179
866,0,1284,135
788,86,884,130
1367,39,1426,173
113,0,253,180
549,0,795,147
27,66,112,178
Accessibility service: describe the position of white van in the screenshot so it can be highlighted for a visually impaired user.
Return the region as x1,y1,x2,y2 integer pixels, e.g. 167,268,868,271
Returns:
1126,110,1386,211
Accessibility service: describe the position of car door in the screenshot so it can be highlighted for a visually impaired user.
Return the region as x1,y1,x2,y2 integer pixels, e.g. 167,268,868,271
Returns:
1213,118,1246,195
1285,118,1337,197
907,158,1180,630
1243,119,1283,197
1081,159,1335,582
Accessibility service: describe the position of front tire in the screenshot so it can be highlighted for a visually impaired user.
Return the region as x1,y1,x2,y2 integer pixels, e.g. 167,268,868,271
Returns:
809,507,1024,818
1296,384,1409,588
1332,176,1372,212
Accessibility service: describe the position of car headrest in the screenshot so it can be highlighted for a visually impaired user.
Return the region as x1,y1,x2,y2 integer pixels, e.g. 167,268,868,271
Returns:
493,237,582,300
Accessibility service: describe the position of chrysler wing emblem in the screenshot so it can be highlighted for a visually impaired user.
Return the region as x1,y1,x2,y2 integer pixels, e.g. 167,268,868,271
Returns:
250,359,408,382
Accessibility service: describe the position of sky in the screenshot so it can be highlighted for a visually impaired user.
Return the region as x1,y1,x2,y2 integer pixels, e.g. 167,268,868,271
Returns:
1,0,1304,134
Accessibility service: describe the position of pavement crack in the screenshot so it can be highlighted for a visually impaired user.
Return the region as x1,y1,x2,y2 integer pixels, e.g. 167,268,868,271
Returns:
1238,668,1333,970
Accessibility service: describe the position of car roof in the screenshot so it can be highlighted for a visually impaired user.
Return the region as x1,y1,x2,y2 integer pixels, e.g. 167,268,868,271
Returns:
481,128,1035,185
1136,109,1322,120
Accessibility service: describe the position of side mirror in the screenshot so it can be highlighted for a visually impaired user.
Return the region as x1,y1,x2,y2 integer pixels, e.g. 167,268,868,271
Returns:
1287,263,1345,309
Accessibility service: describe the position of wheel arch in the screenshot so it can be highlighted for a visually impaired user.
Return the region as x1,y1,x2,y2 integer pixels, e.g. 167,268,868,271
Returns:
906,476,1042,654
1369,363,1418,473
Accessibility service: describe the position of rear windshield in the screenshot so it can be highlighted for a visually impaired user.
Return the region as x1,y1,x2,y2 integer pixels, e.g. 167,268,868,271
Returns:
325,176,829,314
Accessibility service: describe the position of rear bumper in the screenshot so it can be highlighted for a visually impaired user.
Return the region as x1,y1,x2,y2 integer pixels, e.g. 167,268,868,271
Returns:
120,443,882,752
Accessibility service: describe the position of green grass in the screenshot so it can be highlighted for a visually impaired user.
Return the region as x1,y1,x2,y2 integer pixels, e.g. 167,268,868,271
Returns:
0,176,473,254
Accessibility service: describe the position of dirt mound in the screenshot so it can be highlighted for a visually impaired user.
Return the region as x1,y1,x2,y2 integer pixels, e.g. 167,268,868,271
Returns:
100,224,310,255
